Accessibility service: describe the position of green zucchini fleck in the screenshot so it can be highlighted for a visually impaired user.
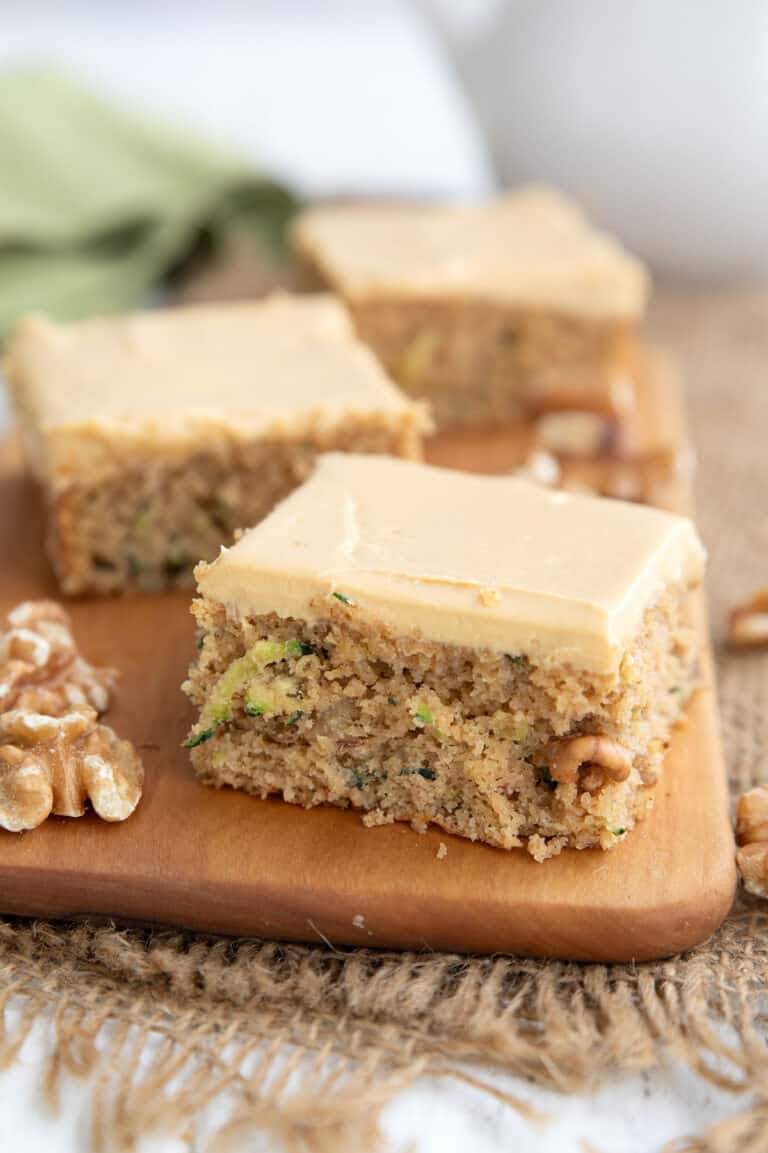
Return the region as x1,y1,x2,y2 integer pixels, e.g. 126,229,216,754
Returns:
285,638,315,657
285,709,303,726
207,501,230,532
536,765,557,791
332,592,355,606
133,507,153,534
346,766,388,789
183,726,216,748
610,826,627,837
189,637,306,745
397,328,439,388
400,766,436,781
414,704,433,726
165,546,189,575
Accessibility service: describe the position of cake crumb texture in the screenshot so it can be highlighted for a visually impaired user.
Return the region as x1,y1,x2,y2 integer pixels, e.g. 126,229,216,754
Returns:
183,587,698,859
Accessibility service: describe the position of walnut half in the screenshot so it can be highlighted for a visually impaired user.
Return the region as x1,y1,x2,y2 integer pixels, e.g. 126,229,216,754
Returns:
0,706,143,831
533,411,619,457
0,600,116,715
0,600,144,832
728,588,768,649
736,785,768,898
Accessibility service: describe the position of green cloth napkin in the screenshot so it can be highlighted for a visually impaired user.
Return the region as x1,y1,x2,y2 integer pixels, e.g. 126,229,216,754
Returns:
0,67,296,339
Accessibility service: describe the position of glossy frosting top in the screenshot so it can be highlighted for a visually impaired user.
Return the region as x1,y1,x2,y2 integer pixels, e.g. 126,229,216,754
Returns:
6,295,421,443
293,187,648,317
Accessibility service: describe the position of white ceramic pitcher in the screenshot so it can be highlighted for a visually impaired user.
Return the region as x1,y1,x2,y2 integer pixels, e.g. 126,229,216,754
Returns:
438,0,768,279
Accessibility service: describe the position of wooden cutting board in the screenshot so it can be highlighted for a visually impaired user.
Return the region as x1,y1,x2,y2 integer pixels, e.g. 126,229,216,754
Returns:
0,430,735,962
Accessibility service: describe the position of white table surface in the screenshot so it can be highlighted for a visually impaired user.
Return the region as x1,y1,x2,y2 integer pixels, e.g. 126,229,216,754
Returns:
0,4,744,1146
0,999,739,1153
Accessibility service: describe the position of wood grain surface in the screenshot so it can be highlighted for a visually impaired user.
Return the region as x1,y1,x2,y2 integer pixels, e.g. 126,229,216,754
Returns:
0,420,736,961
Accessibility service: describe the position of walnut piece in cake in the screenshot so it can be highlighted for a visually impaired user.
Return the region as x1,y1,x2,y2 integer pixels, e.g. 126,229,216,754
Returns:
0,600,143,830
5,295,429,595
183,453,704,860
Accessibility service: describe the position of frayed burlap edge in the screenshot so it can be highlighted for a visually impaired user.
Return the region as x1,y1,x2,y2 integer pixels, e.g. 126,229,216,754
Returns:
1,288,767,1153
0,904,767,1153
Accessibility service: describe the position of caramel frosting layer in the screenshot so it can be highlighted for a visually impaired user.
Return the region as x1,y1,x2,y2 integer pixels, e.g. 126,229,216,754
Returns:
292,187,648,318
197,454,704,674
6,295,425,468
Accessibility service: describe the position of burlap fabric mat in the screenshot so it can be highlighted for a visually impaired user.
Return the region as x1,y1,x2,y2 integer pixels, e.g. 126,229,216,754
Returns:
1,289,766,1153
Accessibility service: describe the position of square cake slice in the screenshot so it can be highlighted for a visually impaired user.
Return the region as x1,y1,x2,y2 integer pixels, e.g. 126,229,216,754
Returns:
5,295,429,595
292,186,649,431
183,453,704,860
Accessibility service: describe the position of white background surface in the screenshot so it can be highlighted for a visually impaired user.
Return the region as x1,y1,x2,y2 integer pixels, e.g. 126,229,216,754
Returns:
0,0,493,199
0,1001,743,1153
0,3,744,1148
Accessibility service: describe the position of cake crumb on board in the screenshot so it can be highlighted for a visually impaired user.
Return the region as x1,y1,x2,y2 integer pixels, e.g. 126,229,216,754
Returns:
436,842,448,860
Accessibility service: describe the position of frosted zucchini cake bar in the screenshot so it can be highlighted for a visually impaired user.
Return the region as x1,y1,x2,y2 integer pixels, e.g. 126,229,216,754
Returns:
5,295,428,595
183,454,704,859
292,187,648,431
